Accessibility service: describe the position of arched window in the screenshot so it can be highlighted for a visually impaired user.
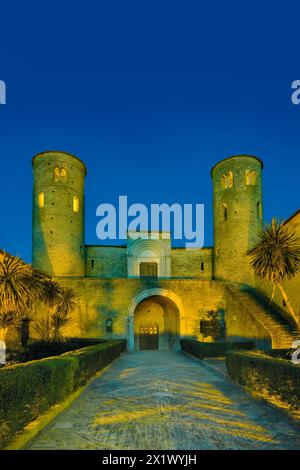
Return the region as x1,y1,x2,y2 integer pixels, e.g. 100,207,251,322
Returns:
73,195,79,213
246,169,257,186
221,174,227,189
60,167,67,183
106,318,113,333
38,192,44,208
221,171,234,189
227,171,234,188
54,166,61,182
222,203,228,221
54,165,68,182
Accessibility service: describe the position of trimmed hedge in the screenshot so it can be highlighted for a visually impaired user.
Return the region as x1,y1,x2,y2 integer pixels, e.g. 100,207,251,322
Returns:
180,339,255,359
7,339,105,364
0,339,126,449
226,350,300,411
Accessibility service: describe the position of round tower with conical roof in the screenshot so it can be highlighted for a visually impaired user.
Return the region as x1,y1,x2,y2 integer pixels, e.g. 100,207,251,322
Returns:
211,155,263,284
32,151,86,277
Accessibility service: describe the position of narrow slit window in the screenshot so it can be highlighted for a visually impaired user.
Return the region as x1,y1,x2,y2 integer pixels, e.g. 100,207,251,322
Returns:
38,192,44,208
91,259,94,269
73,195,79,213
257,202,262,221
222,203,228,221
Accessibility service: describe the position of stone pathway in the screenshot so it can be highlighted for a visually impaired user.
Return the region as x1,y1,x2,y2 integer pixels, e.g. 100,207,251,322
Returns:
26,351,300,450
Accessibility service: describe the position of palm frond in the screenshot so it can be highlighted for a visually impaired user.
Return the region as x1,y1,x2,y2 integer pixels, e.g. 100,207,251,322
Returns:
247,218,300,283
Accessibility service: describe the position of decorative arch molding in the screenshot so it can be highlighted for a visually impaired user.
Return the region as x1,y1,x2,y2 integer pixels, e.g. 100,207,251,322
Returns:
126,287,186,351
128,239,169,257
127,238,171,278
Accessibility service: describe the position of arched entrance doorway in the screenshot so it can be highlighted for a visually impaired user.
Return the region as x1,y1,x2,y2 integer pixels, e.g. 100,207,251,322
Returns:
127,288,185,352
134,296,179,351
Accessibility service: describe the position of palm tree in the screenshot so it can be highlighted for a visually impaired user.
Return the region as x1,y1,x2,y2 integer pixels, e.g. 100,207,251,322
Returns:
35,284,77,343
247,218,300,328
38,280,63,341
56,287,77,315
50,288,77,341
49,311,73,342
0,312,15,341
49,288,77,342
0,254,45,341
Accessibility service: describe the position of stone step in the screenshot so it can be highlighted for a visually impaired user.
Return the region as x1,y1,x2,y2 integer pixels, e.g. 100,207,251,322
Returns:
226,284,297,349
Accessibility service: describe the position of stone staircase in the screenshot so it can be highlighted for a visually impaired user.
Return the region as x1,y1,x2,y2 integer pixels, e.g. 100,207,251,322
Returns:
225,283,299,349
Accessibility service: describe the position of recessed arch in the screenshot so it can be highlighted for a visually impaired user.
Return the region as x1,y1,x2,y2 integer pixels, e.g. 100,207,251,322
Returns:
127,239,171,277
127,288,186,351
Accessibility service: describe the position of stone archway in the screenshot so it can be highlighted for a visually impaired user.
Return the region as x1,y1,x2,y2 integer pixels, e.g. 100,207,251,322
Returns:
127,288,185,352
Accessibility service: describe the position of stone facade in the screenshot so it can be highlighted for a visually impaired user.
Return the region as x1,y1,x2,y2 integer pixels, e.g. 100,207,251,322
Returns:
31,151,300,350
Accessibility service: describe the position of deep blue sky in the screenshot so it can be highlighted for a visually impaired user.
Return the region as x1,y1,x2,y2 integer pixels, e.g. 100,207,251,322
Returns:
0,1,299,262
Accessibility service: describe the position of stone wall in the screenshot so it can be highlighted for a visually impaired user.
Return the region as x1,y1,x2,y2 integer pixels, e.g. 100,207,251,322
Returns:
85,246,127,278
49,277,271,347
171,247,213,279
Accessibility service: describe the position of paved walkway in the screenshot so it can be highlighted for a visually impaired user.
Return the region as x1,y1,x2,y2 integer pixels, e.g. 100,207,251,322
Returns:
26,351,300,450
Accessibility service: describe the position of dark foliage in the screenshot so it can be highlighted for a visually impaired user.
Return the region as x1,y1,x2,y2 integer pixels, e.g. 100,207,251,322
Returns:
0,339,126,449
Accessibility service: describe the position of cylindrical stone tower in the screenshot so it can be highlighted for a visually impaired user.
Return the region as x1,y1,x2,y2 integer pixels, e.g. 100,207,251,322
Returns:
32,151,87,277
211,155,263,284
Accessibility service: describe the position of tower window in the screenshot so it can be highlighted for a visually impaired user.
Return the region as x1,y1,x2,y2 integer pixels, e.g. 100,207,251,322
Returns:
54,165,67,183
106,318,113,333
221,171,234,189
222,203,228,221
38,192,44,208
257,202,262,221
246,169,257,186
200,262,204,272
91,259,94,269
73,196,79,213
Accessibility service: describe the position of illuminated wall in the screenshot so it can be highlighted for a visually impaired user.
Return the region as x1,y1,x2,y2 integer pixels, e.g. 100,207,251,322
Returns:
28,151,299,349
211,155,263,284
32,151,86,277
48,277,272,348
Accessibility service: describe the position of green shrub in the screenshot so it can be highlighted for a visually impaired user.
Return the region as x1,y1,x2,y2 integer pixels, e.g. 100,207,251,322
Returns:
0,339,126,449
7,339,105,364
226,350,300,411
180,339,255,359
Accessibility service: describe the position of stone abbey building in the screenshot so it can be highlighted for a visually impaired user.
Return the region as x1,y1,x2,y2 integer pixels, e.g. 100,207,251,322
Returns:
32,152,300,351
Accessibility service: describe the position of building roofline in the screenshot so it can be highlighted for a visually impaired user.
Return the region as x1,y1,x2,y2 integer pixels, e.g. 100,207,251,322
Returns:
284,209,300,225
211,155,264,177
32,151,87,176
